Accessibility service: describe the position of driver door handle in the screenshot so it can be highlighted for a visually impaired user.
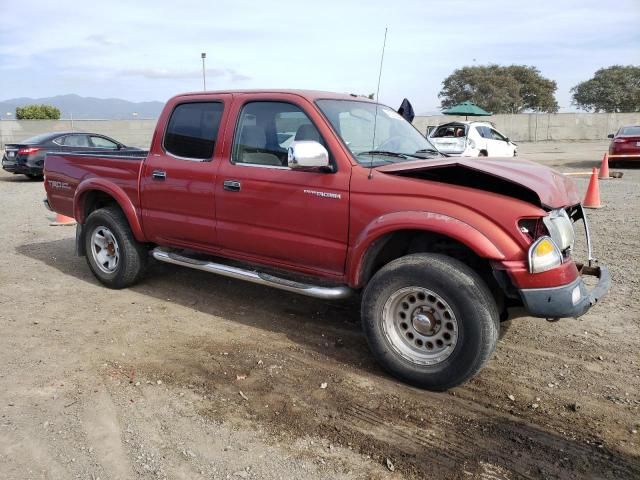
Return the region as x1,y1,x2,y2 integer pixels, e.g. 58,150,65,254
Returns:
152,170,166,180
223,180,241,192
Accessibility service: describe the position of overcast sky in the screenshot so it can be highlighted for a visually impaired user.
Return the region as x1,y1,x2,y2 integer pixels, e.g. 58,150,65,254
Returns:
0,0,638,113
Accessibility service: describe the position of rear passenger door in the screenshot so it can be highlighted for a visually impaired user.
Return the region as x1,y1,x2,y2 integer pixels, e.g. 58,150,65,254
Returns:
215,97,350,277
140,96,230,250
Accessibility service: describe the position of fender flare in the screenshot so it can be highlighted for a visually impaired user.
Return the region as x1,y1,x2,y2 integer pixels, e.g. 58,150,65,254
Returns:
74,178,146,242
346,211,515,288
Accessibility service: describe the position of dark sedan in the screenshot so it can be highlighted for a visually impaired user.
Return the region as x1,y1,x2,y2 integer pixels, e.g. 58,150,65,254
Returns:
2,131,141,179
608,125,640,167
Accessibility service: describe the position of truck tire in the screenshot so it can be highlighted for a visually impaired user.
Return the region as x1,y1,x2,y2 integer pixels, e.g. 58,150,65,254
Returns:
84,206,148,289
361,253,499,391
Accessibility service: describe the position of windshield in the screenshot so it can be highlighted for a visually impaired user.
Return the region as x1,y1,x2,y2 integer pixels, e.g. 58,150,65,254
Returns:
316,99,440,166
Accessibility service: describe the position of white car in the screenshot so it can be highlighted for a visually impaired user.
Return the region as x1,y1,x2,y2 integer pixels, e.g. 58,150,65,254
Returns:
428,121,517,157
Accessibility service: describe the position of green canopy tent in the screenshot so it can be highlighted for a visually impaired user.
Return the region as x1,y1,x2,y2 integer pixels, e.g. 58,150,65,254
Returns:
442,101,491,120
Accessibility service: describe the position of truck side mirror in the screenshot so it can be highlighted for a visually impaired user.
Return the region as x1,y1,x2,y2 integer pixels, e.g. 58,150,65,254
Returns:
287,141,329,169
607,134,614,139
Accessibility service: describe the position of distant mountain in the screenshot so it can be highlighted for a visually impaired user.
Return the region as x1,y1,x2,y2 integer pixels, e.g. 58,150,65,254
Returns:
0,94,164,120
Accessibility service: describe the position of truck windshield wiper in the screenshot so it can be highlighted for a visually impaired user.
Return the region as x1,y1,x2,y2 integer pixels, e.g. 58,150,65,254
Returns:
357,150,410,159
414,148,441,155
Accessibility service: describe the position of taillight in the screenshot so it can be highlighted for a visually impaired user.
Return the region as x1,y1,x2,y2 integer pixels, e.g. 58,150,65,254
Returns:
18,147,41,155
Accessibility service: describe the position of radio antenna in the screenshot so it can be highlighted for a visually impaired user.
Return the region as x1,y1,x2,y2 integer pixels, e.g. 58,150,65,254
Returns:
369,27,388,180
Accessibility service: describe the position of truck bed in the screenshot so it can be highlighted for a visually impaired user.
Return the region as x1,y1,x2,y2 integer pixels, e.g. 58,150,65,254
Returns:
44,151,148,220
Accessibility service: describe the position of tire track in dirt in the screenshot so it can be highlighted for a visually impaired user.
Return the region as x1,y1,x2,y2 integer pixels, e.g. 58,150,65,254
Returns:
81,382,136,480
123,334,640,480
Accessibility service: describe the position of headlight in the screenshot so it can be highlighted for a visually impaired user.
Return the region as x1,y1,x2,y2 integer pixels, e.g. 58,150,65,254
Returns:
529,236,562,273
543,209,575,252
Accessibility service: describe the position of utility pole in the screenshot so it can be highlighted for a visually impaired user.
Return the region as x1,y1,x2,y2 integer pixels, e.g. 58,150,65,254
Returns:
201,52,207,91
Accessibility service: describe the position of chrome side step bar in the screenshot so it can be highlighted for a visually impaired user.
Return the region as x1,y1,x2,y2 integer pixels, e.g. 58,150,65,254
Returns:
151,248,353,300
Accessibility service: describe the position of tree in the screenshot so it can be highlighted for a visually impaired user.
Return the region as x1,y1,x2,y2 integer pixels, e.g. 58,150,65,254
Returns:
15,104,61,120
439,65,559,114
571,65,640,112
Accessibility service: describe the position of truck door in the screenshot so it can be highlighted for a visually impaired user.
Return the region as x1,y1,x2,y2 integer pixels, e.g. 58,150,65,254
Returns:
215,96,350,277
140,95,231,251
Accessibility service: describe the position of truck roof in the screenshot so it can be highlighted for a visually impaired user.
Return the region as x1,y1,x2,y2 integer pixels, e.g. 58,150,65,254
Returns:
172,89,376,102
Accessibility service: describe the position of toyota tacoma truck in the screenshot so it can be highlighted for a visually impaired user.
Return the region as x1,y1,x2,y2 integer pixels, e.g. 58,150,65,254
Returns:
43,90,609,390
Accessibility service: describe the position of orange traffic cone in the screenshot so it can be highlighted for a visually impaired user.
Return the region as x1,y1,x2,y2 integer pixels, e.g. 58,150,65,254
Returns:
598,152,610,180
583,168,602,209
50,213,76,226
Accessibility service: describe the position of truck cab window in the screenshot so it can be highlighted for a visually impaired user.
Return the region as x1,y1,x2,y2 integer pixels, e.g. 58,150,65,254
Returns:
232,101,324,167
164,102,223,160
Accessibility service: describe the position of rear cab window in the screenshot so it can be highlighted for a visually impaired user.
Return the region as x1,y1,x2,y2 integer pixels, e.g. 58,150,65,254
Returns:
164,102,224,160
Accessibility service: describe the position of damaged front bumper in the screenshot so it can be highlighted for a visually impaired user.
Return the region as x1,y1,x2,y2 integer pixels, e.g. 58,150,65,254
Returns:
519,263,610,319
516,204,610,319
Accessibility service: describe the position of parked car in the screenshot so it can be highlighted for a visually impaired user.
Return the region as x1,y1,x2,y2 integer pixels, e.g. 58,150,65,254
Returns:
608,125,640,167
2,131,141,179
44,90,608,391
429,121,517,157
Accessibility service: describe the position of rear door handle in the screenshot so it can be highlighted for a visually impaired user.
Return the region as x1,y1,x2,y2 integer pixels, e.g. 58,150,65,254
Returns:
152,170,166,180
223,180,241,192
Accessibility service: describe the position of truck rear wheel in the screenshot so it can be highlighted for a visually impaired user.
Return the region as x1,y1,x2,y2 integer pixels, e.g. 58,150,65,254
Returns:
361,253,499,391
84,206,147,289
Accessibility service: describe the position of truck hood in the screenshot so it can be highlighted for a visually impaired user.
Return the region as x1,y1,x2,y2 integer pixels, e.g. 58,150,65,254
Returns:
377,156,580,209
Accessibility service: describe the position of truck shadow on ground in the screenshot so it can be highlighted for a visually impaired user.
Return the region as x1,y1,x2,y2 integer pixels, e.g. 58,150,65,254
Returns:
16,237,373,373
15,238,640,479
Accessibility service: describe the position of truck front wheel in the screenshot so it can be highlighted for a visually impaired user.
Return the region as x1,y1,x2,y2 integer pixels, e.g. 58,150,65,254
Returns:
84,206,148,289
362,253,499,390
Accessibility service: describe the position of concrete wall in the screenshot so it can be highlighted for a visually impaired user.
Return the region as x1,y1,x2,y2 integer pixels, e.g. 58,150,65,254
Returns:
2,112,640,148
413,112,640,142
0,119,157,149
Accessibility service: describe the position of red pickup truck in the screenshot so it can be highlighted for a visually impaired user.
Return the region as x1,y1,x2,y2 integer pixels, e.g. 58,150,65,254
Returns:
44,90,609,390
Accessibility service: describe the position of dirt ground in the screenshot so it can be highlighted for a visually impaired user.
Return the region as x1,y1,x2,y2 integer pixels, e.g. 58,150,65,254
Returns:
0,140,638,480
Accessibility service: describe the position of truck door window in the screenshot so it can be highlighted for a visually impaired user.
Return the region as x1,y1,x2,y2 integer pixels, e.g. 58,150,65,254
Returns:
232,101,324,167
164,102,224,160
